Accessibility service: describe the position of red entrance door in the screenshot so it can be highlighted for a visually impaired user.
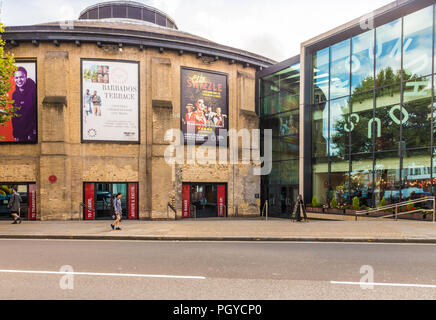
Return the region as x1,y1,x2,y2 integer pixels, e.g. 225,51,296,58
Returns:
217,185,226,217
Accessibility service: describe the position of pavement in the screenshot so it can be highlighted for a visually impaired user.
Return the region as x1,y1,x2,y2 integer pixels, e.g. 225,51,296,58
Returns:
1,218,436,243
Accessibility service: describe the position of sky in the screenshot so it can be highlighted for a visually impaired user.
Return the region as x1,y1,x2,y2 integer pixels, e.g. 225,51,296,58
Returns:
0,0,394,62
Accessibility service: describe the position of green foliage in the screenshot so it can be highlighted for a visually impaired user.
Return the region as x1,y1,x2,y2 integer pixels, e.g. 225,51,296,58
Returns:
352,197,360,210
407,199,414,211
331,196,338,209
380,196,386,207
312,196,319,208
0,23,17,139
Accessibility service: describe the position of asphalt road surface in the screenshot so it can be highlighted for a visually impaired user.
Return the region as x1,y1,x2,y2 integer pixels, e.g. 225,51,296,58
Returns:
1,239,436,300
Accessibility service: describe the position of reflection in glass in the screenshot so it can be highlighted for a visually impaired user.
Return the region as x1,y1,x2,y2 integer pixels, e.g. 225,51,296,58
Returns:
313,48,330,103
331,157,349,206
403,6,433,78
312,102,328,157
330,39,351,99
351,30,374,94
350,93,373,154
374,152,400,205
330,97,350,157
402,149,432,200
351,154,374,207
312,157,329,205
375,18,402,86
403,77,432,148
375,85,401,152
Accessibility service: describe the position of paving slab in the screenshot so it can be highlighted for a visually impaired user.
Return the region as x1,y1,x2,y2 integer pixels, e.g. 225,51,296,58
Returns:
0,219,436,243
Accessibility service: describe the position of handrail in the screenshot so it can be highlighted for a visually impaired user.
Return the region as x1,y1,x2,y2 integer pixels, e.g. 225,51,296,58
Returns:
190,204,197,220
167,202,176,220
356,197,435,215
354,197,435,223
261,200,268,221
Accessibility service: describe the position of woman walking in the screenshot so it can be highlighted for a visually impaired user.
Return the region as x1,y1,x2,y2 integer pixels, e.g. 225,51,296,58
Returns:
8,188,22,224
111,192,123,231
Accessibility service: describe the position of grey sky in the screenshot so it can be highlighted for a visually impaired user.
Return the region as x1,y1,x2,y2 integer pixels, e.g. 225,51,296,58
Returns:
1,0,393,62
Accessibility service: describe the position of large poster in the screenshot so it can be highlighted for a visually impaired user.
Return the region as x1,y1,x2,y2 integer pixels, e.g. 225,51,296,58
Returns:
81,59,139,142
181,68,228,145
0,61,37,143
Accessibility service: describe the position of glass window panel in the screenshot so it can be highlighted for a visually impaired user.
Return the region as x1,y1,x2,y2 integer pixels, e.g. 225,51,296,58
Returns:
403,77,432,148
269,163,281,185
279,64,300,94
262,93,280,115
402,148,432,199
156,13,167,26
281,136,299,160
280,160,299,185
330,39,351,100
143,9,155,23
312,102,328,157
312,157,329,206
272,138,281,162
350,93,374,154
127,6,142,20
374,151,401,205
403,6,433,79
99,6,111,18
374,85,401,152
280,92,299,112
278,112,298,137
375,18,402,86
351,154,374,207
262,73,280,98
330,96,350,157
330,156,349,206
351,30,375,94
112,5,127,18
313,48,330,103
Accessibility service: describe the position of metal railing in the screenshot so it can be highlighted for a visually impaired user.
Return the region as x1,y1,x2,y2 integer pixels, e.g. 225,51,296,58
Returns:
261,200,269,221
355,197,435,222
190,204,197,220
167,202,176,220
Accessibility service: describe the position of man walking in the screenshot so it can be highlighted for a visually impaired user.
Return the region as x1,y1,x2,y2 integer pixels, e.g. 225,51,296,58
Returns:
8,188,22,224
111,192,123,231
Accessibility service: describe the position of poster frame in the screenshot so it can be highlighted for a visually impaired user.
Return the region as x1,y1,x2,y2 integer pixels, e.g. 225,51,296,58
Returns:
0,59,38,145
80,58,141,144
180,66,229,146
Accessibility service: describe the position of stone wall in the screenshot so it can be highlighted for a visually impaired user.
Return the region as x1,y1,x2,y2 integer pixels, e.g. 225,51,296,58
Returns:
0,41,260,220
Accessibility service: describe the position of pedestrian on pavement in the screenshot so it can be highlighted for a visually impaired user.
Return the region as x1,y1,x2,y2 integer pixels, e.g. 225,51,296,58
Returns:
8,188,22,224
111,192,123,231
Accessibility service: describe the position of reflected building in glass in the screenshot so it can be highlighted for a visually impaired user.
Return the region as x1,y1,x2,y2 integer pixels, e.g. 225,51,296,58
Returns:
259,0,436,212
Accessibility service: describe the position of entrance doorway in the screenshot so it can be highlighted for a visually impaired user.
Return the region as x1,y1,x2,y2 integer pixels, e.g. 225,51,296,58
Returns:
182,183,227,218
0,183,37,220
264,185,298,218
83,182,138,220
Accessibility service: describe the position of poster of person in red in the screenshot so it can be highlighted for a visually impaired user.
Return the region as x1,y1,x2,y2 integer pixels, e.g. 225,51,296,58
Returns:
181,68,228,145
0,62,37,143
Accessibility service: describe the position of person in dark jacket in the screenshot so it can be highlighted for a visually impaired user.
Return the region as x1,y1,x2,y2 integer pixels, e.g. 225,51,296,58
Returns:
8,188,22,224
110,193,123,231
12,67,37,142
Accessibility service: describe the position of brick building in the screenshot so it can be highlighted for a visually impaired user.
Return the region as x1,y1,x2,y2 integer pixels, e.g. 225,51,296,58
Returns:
0,1,274,220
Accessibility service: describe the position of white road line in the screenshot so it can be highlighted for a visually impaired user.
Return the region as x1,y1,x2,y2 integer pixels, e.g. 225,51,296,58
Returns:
0,269,206,280
331,281,436,289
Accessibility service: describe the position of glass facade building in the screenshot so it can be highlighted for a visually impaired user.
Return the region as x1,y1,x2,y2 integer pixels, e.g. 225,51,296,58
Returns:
258,0,436,215
259,60,300,217
309,3,436,208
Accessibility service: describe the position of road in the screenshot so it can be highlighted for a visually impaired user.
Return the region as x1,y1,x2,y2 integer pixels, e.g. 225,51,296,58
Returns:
1,239,436,300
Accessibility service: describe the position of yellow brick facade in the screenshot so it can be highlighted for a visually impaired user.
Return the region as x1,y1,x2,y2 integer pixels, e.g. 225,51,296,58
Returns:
0,41,261,220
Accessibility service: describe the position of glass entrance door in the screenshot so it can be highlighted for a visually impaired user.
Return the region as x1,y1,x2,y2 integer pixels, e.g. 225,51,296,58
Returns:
183,183,226,218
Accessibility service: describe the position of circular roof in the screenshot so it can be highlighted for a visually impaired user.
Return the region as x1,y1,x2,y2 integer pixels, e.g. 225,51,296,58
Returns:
79,1,178,30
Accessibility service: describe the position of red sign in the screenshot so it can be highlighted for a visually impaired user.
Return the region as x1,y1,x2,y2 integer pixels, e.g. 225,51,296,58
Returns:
217,185,226,217
28,184,37,220
182,184,190,218
49,175,57,183
128,183,138,219
84,183,95,220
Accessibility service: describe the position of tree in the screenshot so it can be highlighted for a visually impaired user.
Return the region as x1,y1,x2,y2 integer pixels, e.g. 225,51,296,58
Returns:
0,23,17,139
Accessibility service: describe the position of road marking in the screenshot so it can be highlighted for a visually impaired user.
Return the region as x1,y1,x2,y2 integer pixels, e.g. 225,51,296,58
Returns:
331,281,436,289
0,269,206,280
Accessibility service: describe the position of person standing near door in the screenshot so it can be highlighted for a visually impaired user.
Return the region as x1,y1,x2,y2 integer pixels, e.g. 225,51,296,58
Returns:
8,188,22,224
111,192,123,231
